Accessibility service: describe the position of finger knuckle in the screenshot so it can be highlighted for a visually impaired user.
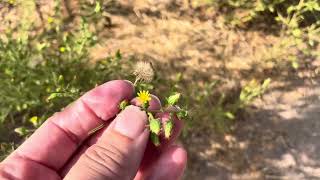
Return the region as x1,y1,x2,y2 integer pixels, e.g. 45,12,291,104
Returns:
84,143,130,180
0,164,14,180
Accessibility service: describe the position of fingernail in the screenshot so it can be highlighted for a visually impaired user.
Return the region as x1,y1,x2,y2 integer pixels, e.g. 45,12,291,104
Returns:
130,94,162,111
114,105,147,138
123,79,134,85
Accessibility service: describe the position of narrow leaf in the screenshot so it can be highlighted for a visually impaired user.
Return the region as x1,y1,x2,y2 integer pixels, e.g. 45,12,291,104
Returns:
149,117,161,135
167,93,181,106
164,119,174,139
150,132,160,146
94,2,101,13
177,109,188,119
14,127,28,136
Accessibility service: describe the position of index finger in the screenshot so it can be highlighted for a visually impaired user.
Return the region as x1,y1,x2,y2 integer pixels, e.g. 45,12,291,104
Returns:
3,80,134,170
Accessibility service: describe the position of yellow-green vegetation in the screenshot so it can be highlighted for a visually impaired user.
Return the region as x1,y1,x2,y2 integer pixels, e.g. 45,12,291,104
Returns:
0,0,129,160
192,0,320,68
0,0,319,162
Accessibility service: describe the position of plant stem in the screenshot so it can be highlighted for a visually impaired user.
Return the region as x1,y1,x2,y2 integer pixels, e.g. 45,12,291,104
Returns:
133,78,140,86
88,123,105,135
148,107,181,113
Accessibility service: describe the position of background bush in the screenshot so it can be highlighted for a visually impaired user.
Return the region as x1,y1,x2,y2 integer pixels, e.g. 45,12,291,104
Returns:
0,0,133,160
192,0,320,68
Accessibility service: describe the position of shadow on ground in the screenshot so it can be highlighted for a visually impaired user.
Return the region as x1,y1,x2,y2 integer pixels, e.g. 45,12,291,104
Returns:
181,74,320,179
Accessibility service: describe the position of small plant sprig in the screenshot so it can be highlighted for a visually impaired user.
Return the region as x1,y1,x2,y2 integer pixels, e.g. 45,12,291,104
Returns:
119,61,188,146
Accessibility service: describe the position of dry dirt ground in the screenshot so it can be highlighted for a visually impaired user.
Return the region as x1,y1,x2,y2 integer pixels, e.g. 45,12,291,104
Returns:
2,1,320,179
184,79,320,180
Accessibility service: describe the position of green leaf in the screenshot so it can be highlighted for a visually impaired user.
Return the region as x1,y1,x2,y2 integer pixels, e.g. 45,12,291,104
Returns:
58,75,64,83
148,113,161,135
14,127,28,136
177,109,188,119
224,112,235,120
142,101,150,111
167,93,181,106
150,132,160,146
262,78,271,89
47,93,60,101
94,2,101,13
115,49,122,60
292,61,299,69
36,42,47,51
47,93,57,101
119,100,128,110
292,29,301,37
287,6,295,14
164,119,174,139
309,39,315,46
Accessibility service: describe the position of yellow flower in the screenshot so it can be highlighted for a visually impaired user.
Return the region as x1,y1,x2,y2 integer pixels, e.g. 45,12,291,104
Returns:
47,17,54,24
59,47,66,52
137,90,151,105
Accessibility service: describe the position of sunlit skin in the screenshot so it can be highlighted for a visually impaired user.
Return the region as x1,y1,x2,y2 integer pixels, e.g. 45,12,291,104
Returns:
0,80,187,180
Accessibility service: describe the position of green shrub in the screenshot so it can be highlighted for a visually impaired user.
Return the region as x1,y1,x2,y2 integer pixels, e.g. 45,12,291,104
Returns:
0,1,132,160
203,0,320,29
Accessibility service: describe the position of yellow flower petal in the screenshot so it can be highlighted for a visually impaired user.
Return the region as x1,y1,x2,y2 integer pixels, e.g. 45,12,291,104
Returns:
137,90,151,104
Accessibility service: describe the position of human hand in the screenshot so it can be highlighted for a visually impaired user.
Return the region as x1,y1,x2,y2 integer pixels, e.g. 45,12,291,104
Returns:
0,80,187,180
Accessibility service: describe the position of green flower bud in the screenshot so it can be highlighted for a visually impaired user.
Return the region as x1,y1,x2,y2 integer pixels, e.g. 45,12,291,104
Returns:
150,132,160,146
167,93,181,106
148,113,161,135
164,119,174,139
119,100,129,110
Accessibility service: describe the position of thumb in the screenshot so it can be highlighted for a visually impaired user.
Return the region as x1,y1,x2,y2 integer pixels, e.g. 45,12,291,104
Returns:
64,106,149,180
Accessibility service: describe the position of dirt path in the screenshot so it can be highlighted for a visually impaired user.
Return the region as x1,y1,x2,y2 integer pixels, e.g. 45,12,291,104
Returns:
241,78,320,180
184,77,320,180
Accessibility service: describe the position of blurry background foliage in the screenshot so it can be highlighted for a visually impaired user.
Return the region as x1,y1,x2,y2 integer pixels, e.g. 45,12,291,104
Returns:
193,0,320,69
0,0,318,162
0,0,130,159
